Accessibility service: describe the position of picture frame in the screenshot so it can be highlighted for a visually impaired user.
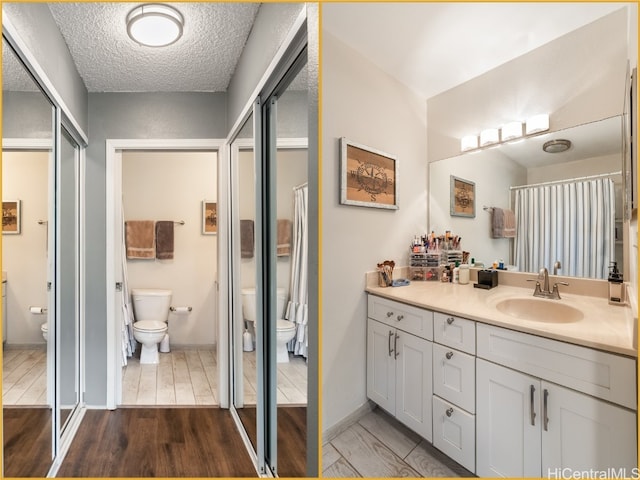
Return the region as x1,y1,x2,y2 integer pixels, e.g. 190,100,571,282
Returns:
450,175,475,218
2,200,21,234
202,201,217,235
340,137,399,210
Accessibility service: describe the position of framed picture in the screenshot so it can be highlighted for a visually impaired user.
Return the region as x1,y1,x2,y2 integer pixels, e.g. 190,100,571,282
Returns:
340,137,398,210
450,176,475,218
202,201,217,235
2,200,21,234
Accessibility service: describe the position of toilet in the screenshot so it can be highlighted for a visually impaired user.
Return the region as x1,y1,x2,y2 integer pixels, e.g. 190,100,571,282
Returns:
41,322,48,342
241,287,297,363
131,288,172,364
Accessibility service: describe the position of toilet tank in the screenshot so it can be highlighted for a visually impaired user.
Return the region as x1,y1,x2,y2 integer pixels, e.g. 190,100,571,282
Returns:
131,288,172,322
241,287,287,321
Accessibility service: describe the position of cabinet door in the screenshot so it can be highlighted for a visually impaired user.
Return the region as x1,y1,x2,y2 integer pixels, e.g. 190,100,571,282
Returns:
433,343,475,413
542,382,638,476
366,319,396,414
433,395,475,472
395,331,432,440
476,359,541,478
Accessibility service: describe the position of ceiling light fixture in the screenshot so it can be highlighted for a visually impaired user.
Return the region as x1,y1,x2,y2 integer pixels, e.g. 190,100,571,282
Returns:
501,121,523,142
127,4,184,47
543,139,572,153
480,128,499,147
461,135,479,152
525,113,550,135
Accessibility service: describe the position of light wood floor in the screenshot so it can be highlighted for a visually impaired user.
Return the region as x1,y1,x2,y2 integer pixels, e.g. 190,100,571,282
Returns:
241,350,308,405
323,407,474,478
2,347,47,406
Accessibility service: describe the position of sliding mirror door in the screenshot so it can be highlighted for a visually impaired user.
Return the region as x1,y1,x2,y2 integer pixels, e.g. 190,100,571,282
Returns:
2,37,55,477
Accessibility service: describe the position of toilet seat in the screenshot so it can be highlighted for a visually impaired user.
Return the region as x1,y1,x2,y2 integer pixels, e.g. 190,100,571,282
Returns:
277,319,296,332
133,320,167,333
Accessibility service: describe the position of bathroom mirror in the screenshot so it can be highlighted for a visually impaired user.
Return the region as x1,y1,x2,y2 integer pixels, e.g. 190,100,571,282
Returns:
2,37,55,477
428,115,624,279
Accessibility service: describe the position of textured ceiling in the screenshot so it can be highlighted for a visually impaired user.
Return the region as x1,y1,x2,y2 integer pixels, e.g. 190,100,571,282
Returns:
47,2,260,92
323,3,629,100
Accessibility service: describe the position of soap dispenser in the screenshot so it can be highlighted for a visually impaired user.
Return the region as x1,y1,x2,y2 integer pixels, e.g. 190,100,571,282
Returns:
608,262,625,305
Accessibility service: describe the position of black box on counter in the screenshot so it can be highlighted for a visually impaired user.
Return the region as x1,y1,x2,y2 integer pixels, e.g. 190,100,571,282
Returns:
474,269,498,289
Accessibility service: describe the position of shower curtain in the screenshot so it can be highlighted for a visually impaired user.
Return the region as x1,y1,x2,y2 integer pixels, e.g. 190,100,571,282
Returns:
121,211,136,366
285,183,308,358
514,178,615,279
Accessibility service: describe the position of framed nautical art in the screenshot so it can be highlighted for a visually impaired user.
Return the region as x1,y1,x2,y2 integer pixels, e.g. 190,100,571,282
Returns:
340,137,398,210
450,175,475,218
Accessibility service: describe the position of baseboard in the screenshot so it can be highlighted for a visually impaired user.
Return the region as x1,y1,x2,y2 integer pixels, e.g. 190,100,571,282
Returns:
322,400,375,444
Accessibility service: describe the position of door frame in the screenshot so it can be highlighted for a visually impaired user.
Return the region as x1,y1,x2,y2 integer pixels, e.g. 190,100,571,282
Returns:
105,138,225,409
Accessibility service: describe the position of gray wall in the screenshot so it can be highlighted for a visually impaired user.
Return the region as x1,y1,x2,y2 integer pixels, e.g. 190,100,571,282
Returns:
3,91,52,138
226,3,305,126
84,92,226,406
2,3,88,137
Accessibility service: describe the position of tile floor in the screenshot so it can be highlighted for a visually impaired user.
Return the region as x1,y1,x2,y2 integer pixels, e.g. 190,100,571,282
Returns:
323,407,474,478
2,347,47,405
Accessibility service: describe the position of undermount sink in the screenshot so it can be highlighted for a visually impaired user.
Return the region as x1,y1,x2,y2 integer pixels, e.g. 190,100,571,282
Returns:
495,297,584,323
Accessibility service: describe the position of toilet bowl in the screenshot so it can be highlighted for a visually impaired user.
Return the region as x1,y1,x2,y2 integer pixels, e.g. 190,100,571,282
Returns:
241,288,297,363
131,288,172,364
41,322,48,342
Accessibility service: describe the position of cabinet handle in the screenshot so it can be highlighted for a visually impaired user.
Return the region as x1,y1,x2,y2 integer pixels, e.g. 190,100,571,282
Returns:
397,315,404,321
394,333,400,359
386,311,394,317
530,385,536,426
446,407,454,417
543,389,549,431
446,317,454,325
388,331,394,357
445,351,454,360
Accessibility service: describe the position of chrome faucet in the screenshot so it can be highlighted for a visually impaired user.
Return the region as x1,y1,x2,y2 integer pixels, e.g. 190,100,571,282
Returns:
527,267,569,299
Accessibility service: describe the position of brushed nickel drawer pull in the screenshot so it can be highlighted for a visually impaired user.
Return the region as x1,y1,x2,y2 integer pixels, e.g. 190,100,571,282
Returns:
446,408,454,417
543,389,549,431
530,384,536,426
446,317,454,325
397,315,404,321
386,311,394,317
445,351,454,360
394,333,400,359
388,331,394,357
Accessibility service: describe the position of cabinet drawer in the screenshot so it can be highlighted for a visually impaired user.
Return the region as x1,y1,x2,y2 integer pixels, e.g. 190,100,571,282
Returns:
433,395,475,473
433,312,475,354
433,343,475,413
477,323,637,410
368,295,433,340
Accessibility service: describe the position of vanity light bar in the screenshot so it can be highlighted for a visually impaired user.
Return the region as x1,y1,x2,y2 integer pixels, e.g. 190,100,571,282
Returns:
460,114,549,153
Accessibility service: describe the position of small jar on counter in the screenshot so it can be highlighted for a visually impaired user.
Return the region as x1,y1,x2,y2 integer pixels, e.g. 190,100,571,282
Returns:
458,264,470,285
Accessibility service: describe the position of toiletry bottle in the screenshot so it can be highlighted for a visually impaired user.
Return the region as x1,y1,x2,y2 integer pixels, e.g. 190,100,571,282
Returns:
459,264,469,285
453,262,460,284
608,262,625,305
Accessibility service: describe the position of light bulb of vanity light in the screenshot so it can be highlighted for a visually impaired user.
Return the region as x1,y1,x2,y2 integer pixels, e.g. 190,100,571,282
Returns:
479,128,499,147
461,135,479,152
127,4,184,47
525,113,550,135
501,121,523,142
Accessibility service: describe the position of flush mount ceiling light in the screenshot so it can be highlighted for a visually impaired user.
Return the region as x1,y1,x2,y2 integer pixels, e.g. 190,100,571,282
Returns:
543,139,572,154
127,4,184,47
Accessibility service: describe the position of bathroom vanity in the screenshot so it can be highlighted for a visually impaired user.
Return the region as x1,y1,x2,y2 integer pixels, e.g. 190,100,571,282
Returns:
365,279,637,477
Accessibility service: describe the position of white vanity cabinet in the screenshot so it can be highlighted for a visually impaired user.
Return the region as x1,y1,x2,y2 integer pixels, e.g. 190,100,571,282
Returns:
366,295,433,440
476,324,637,478
432,313,476,472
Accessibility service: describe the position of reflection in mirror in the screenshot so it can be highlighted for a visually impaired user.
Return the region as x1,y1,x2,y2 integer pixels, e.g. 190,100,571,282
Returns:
275,61,308,477
429,116,623,279
233,112,258,450
59,128,80,431
2,38,54,477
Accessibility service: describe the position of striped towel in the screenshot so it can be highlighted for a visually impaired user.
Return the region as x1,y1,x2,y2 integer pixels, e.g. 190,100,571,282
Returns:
491,208,516,238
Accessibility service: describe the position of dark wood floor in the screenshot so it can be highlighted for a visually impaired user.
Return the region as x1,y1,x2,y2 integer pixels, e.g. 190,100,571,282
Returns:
56,408,257,477
3,407,53,477
237,406,307,477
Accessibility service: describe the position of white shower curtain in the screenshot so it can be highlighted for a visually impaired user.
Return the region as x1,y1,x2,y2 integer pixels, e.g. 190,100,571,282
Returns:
514,178,615,279
285,183,308,358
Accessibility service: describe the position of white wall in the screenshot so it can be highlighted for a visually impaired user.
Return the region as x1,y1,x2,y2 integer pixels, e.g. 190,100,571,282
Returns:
322,32,428,433
122,151,217,346
2,151,49,344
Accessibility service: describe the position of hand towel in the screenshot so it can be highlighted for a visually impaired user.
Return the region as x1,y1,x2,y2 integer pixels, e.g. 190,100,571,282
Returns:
125,220,155,259
491,208,516,238
155,221,174,260
277,219,292,257
241,219,254,259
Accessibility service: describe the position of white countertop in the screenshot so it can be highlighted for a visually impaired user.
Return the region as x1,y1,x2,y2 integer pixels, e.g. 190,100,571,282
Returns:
366,281,637,357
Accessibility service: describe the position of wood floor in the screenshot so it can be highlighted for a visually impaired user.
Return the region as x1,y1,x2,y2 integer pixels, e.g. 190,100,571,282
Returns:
241,350,308,405
56,408,258,477
323,407,474,477
3,407,52,477
3,347,47,405
237,406,307,477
